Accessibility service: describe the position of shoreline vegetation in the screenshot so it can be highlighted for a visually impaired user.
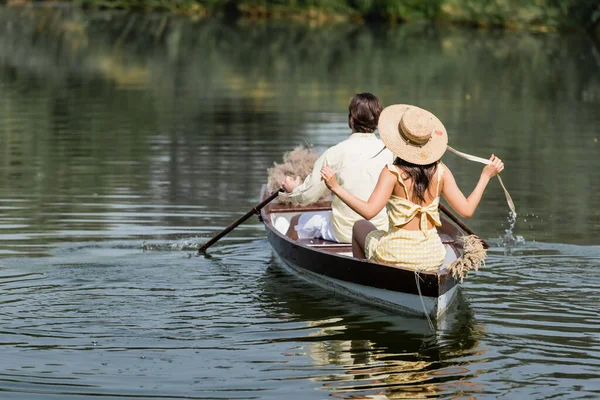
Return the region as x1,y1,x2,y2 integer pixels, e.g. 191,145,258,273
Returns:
3,0,600,34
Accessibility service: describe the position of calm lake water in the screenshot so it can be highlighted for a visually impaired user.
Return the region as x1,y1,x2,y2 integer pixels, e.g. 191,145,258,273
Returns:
1,5,600,399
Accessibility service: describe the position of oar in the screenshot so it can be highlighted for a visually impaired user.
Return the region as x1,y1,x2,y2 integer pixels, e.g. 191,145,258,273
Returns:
439,203,490,249
198,189,283,254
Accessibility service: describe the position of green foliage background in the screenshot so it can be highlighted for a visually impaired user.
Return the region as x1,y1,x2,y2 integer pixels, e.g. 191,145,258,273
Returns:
74,0,600,31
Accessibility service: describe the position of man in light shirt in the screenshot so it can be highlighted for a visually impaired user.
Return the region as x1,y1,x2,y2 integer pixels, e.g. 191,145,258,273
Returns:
281,93,394,243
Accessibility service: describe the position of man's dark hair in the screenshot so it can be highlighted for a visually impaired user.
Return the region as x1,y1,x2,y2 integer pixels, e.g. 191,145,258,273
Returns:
348,93,383,133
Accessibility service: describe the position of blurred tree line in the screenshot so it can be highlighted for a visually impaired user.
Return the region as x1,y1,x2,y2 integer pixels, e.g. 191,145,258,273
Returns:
42,0,598,32
1,5,599,241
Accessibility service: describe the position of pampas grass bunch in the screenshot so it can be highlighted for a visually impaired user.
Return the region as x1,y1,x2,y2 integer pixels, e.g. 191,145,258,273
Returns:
267,145,321,203
449,235,487,282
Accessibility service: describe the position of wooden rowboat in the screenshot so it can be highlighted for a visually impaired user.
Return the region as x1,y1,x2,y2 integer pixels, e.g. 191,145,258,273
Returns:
259,185,470,319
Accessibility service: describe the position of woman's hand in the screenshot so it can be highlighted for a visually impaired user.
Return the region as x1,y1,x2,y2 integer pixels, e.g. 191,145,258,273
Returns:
281,176,301,193
482,155,504,179
320,166,339,191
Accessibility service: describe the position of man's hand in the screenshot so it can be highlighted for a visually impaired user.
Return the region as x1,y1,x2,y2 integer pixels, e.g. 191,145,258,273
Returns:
281,176,301,193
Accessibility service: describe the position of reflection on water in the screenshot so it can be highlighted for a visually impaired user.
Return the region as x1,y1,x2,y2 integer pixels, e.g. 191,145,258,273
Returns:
259,264,486,399
1,6,600,248
1,5,600,399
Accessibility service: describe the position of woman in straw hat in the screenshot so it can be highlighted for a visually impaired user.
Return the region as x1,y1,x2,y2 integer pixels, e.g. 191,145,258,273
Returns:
321,105,504,272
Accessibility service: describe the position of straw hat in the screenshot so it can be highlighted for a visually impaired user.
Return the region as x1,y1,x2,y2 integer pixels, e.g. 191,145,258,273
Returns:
378,105,448,165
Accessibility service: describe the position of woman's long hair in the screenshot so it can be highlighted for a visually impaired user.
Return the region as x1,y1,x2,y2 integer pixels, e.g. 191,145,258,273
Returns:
393,157,439,204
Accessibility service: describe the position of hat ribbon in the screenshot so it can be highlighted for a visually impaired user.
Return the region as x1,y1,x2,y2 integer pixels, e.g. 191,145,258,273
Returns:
447,146,516,217
398,123,431,148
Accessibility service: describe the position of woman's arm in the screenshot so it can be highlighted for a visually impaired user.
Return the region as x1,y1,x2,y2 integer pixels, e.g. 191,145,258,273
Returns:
442,155,504,218
321,165,395,220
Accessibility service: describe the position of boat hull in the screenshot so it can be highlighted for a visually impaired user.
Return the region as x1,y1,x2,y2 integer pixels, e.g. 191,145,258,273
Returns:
270,239,459,318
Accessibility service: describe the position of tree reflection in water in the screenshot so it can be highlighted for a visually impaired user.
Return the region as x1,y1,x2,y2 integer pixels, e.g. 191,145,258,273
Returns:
259,262,486,398
1,6,599,245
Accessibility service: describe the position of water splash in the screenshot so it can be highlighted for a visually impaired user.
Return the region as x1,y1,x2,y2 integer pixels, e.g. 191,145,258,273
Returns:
502,211,525,249
141,239,200,252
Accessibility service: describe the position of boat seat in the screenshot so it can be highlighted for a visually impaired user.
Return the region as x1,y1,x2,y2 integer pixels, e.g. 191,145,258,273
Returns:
298,236,454,248
296,238,350,248
439,232,456,244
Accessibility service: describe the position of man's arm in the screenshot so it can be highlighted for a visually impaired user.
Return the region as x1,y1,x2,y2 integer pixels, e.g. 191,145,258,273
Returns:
288,151,331,204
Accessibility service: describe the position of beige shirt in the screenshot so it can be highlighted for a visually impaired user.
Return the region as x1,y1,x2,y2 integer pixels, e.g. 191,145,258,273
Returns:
290,132,395,243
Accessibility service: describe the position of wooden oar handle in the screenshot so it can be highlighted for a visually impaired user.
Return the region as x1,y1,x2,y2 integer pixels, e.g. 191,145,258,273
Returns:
198,189,282,254
439,204,490,249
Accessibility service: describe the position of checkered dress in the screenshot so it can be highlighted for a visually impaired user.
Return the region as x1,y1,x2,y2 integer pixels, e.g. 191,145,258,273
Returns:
365,164,446,272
